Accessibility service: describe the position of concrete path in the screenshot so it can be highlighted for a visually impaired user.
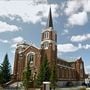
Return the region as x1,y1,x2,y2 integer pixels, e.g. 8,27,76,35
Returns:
87,88,90,90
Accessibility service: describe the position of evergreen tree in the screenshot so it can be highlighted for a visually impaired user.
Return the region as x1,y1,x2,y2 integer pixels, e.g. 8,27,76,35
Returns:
0,65,3,84
1,54,11,84
50,62,57,90
36,55,51,86
22,61,31,90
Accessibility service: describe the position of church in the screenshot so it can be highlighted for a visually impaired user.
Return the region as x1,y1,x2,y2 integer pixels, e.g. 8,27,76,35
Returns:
13,8,85,86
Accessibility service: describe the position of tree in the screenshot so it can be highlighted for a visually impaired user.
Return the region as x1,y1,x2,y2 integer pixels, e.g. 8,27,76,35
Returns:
0,54,11,84
36,55,51,87
50,62,57,90
22,61,31,90
0,66,3,84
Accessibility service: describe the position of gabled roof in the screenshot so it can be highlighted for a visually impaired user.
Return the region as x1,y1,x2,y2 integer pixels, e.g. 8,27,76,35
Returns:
23,44,40,54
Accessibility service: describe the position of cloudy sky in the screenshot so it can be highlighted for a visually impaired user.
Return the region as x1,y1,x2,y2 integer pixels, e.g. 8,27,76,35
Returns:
0,0,90,74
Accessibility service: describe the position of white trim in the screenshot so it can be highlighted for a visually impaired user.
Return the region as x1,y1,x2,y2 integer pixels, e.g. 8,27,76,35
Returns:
43,42,49,48
44,47,48,49
41,40,56,45
23,45,40,53
44,31,49,39
26,52,35,66
17,45,27,48
43,82,51,84
27,52,35,56
41,27,57,34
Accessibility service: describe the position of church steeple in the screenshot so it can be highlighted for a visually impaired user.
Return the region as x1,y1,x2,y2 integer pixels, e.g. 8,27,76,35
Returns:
41,7,57,64
41,7,57,49
47,7,53,28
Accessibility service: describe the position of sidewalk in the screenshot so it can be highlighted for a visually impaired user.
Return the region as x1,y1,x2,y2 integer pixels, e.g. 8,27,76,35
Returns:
87,88,90,90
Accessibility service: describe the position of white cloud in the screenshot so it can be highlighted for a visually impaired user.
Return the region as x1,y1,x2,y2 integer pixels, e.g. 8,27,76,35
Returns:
0,39,9,43
11,49,15,54
85,65,90,74
11,36,24,48
78,43,90,50
0,21,19,33
33,0,47,4
57,43,79,53
83,0,90,12
0,1,58,24
83,44,90,49
64,0,90,27
65,0,90,15
71,34,90,42
12,36,24,43
61,29,69,35
57,43,90,53
77,43,90,50
65,0,82,16
41,21,46,26
57,43,90,54
68,11,88,26
78,43,82,49
11,44,17,48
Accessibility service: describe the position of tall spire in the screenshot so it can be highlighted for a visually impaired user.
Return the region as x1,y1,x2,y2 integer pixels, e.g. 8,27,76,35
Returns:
47,7,53,28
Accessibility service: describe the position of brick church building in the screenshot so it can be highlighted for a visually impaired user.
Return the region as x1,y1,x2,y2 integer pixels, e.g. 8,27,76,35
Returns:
13,8,85,86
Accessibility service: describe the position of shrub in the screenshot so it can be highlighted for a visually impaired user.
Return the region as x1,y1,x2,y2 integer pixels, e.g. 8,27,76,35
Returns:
65,81,73,87
82,82,87,86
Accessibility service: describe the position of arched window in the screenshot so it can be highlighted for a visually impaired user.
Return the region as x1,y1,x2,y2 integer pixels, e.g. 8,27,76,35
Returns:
44,32,49,39
44,42,49,48
80,63,83,69
29,54,34,63
80,63,83,78
27,52,35,64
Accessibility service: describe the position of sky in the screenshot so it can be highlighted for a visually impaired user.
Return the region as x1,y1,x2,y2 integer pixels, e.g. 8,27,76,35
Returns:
0,0,90,74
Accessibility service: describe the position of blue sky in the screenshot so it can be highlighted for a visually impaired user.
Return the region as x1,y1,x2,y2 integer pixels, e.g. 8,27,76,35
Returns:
0,0,90,74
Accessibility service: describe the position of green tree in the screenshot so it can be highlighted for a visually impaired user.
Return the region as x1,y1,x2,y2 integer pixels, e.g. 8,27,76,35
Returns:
22,62,31,90
0,66,3,84
1,54,11,84
36,55,51,87
50,63,57,90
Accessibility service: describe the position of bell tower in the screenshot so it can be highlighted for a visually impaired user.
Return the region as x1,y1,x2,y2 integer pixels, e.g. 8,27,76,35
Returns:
41,7,57,64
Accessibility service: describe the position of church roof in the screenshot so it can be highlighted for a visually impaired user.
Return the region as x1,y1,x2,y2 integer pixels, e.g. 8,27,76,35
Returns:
42,7,56,33
22,43,40,53
57,57,76,63
47,7,53,28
